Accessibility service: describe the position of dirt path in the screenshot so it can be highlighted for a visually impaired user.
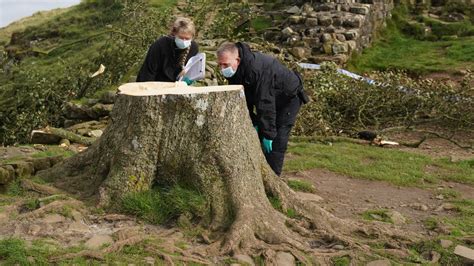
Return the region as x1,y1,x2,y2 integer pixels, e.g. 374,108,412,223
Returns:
284,168,474,234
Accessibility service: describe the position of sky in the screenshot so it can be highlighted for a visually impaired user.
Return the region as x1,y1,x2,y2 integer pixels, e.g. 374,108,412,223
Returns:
0,0,80,27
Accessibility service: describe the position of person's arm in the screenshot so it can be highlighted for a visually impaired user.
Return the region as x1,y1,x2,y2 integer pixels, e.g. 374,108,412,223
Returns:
136,40,161,82
255,70,277,140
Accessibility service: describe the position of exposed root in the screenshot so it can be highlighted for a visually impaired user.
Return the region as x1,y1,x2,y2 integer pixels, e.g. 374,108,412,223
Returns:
21,179,64,195
103,236,145,253
49,250,104,262
19,199,84,219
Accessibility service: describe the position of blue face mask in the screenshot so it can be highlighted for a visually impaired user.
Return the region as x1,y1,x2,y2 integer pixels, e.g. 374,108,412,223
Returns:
221,66,236,78
175,37,192,49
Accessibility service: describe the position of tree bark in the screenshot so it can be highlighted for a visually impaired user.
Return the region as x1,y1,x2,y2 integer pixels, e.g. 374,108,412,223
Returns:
37,82,417,260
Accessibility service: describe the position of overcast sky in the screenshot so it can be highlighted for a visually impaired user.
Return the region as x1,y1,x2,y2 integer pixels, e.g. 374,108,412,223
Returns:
0,0,80,27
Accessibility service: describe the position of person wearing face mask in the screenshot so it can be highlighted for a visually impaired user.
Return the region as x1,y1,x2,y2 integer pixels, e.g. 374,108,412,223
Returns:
216,42,309,176
136,17,198,85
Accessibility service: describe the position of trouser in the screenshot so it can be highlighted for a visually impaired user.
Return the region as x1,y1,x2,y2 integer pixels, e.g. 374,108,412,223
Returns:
260,95,302,176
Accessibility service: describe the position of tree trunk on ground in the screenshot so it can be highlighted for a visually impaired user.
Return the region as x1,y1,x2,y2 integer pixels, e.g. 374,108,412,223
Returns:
38,82,416,262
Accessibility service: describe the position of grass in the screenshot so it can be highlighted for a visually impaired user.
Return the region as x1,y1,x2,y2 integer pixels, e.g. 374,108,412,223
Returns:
287,179,315,193
251,16,273,32
121,185,207,225
347,6,474,75
285,141,474,186
361,209,393,223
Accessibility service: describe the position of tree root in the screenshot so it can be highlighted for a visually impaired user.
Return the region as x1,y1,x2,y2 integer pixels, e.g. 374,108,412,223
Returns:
103,236,145,253
21,179,64,195
19,199,83,219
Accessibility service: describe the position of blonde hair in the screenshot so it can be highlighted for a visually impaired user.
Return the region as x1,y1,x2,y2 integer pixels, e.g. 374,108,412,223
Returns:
170,17,196,37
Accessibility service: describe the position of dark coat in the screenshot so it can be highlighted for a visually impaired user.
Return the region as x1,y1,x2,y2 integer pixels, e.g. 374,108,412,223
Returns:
136,36,199,82
226,42,303,140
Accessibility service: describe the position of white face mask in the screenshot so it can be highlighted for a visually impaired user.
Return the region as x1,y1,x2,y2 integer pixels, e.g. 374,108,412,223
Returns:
175,37,192,49
221,66,236,78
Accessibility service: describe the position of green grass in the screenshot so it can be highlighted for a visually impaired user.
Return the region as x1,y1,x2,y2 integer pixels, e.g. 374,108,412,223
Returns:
331,256,351,266
251,16,273,32
121,185,207,225
287,179,315,193
30,146,75,159
348,7,474,75
285,141,474,186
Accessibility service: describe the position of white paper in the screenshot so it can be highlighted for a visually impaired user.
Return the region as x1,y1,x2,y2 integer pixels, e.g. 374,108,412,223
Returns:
179,53,206,81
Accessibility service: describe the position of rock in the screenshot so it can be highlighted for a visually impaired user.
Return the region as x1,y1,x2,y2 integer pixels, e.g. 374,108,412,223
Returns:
296,192,323,202
28,224,42,236
430,251,441,263
321,33,332,43
29,157,51,172
336,34,346,42
302,37,320,47
99,91,116,104
440,239,453,248
385,249,409,258
9,161,34,177
85,234,114,250
436,203,457,211
370,214,383,220
0,166,14,185
290,47,307,60
333,244,345,250
435,194,444,200
350,6,370,15
88,130,103,138
333,16,342,26
409,203,429,211
234,254,254,265
275,251,295,266
305,18,318,27
308,11,318,18
366,259,391,266
288,16,303,24
387,210,406,225
301,3,313,13
344,31,358,40
343,18,362,28
332,43,348,54
454,245,474,262
318,16,333,27
30,130,62,145
285,6,300,14
144,256,155,265
68,221,90,233
42,214,66,224
281,27,294,36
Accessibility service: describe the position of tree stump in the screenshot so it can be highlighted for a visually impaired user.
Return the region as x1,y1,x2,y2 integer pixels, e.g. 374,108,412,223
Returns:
38,82,417,262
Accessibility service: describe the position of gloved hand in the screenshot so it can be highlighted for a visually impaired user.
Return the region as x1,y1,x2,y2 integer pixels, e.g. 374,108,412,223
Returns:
262,138,273,154
182,77,194,85
254,125,258,132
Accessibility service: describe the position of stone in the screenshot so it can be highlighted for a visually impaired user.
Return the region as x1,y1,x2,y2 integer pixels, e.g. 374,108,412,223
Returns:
333,17,343,27
366,259,391,266
288,16,303,24
275,251,295,266
321,33,333,43
85,234,114,250
436,203,457,211
454,245,474,262
332,43,349,54
302,37,320,47
68,221,90,233
430,251,441,263
318,16,333,27
435,194,444,200
233,254,255,266
42,214,65,224
0,166,14,185
30,130,62,145
290,47,307,60
286,6,300,14
343,18,362,28
409,203,429,211
440,239,453,248
88,130,103,138
333,244,345,250
308,11,318,18
28,224,42,236
30,157,51,172
281,27,294,36
325,26,336,33
387,210,406,225
9,161,34,177
99,91,116,104
144,257,155,265
296,192,323,202
347,41,357,52
350,6,370,15
301,3,314,13
336,34,346,42
305,18,318,27
344,31,358,40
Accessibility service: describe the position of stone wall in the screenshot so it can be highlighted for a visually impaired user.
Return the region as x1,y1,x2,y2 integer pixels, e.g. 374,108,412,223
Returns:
263,0,394,65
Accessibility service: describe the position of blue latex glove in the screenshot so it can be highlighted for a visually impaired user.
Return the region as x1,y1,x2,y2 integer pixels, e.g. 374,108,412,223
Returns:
254,125,258,132
183,77,194,85
262,138,273,154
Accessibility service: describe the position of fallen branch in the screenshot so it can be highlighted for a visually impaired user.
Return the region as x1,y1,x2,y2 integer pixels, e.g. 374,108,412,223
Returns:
44,126,96,146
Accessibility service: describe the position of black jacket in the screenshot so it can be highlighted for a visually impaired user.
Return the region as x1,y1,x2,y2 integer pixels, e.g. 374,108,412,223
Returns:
226,42,303,140
136,36,199,82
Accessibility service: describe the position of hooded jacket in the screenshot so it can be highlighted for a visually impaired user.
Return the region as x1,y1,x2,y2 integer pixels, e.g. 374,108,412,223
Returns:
136,36,199,82
226,42,303,140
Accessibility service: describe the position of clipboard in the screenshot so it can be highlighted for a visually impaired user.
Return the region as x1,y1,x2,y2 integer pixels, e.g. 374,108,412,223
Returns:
178,53,206,81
